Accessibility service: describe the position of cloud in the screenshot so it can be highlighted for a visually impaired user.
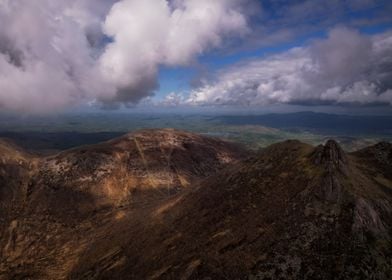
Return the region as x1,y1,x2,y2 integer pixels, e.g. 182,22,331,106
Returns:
0,0,248,113
0,0,114,113
2,1,392,113
99,0,248,106
161,92,186,107
186,27,392,107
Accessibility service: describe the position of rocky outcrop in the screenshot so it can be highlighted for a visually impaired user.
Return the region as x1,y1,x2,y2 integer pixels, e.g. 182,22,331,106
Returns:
311,140,348,203
312,139,347,171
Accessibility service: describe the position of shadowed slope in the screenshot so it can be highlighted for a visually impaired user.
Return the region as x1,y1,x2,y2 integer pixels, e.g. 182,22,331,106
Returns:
0,129,247,279
29,128,247,214
71,140,392,279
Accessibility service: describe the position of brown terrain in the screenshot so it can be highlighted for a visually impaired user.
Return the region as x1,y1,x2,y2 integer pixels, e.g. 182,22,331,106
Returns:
0,129,391,279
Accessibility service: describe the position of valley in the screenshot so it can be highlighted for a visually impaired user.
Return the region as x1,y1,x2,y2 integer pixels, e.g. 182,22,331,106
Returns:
1,112,391,154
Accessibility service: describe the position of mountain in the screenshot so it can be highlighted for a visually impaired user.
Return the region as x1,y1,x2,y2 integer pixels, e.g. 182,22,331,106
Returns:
0,129,246,279
28,129,246,218
0,130,391,279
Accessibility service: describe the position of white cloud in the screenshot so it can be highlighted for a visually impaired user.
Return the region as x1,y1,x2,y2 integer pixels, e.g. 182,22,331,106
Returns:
2,1,391,113
186,27,392,106
0,0,249,113
99,0,248,105
161,92,186,107
0,0,114,113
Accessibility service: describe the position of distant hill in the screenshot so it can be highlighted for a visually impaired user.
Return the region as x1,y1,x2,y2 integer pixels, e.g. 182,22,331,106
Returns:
1,112,392,154
214,111,392,135
0,129,391,279
0,131,125,154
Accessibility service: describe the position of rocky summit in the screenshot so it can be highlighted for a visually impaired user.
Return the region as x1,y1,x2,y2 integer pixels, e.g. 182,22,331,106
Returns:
0,130,391,279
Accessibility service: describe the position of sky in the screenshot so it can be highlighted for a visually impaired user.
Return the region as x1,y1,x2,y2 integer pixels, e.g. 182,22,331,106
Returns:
0,0,392,114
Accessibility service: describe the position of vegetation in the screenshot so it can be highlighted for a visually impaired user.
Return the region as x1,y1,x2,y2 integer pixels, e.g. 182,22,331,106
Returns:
0,112,391,153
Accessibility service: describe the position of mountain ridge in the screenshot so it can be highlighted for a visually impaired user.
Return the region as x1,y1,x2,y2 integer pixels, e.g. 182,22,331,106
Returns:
0,130,391,279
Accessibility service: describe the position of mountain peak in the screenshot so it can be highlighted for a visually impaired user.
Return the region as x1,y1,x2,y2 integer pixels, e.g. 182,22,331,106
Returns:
312,139,347,170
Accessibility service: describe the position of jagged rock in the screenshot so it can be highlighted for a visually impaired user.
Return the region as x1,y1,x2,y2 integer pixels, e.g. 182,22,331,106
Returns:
312,139,347,168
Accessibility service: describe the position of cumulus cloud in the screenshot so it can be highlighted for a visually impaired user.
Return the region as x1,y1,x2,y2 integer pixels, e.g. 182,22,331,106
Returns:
0,0,248,113
0,0,107,113
99,0,248,105
186,27,392,106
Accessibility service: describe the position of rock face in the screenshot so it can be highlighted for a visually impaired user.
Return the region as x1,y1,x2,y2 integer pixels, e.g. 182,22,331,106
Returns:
0,134,392,279
312,139,347,169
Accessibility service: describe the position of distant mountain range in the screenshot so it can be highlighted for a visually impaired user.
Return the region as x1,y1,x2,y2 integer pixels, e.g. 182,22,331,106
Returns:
214,111,392,135
0,129,391,279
